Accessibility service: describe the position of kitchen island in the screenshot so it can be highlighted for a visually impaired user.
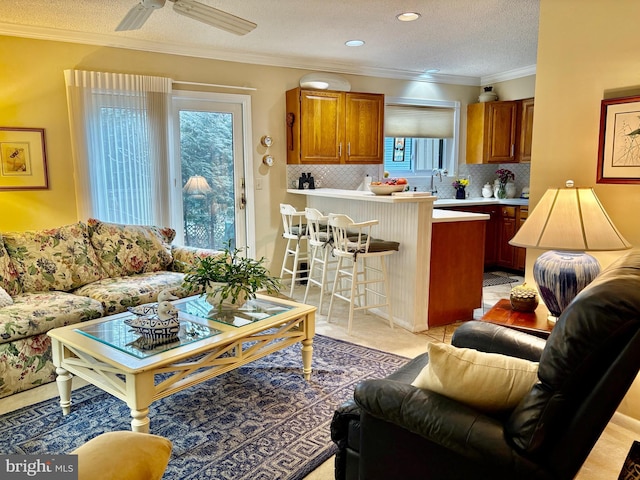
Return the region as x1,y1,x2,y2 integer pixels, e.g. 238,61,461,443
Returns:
287,188,490,332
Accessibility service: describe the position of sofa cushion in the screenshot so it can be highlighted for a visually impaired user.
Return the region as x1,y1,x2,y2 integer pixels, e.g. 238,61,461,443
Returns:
0,235,21,296
3,222,104,293
87,219,175,278
412,342,539,412
0,332,57,398
0,291,103,345
74,271,187,315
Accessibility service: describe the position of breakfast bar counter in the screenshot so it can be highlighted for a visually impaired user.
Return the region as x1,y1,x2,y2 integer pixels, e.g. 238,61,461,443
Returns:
287,188,488,332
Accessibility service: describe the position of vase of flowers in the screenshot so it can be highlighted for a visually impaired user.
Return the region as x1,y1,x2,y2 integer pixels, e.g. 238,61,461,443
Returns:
495,168,515,199
452,178,469,199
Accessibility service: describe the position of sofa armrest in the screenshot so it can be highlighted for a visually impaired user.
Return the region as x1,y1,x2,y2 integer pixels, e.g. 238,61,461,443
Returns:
169,245,220,273
452,321,546,362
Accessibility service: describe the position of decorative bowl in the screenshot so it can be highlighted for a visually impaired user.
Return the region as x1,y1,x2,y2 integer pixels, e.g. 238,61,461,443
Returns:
369,184,406,195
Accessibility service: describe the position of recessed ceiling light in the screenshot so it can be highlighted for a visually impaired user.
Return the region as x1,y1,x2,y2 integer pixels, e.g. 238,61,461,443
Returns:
396,12,421,22
345,40,365,47
425,69,440,74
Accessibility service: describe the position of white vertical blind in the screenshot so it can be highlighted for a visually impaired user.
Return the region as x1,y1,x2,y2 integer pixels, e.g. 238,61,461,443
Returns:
64,70,172,225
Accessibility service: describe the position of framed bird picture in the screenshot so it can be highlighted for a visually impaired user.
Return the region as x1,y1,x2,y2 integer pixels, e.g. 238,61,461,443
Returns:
597,95,640,184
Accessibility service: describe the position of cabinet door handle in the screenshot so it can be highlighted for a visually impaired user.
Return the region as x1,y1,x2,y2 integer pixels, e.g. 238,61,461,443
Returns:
511,144,515,157
338,143,342,157
348,142,351,156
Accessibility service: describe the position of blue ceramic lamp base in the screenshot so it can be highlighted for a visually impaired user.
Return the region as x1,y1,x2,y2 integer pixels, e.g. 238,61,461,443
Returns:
533,251,601,319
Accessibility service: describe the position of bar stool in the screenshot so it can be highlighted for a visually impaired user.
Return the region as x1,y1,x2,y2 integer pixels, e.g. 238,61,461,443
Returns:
279,203,309,298
326,213,399,334
303,207,336,313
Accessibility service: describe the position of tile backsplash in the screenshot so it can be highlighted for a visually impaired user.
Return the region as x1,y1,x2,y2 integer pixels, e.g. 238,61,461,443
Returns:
286,163,530,199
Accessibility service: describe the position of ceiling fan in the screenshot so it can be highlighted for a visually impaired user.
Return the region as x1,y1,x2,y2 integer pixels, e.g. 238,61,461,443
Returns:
116,0,257,35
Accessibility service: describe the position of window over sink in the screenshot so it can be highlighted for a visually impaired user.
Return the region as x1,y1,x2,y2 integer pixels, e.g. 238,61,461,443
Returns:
383,98,460,176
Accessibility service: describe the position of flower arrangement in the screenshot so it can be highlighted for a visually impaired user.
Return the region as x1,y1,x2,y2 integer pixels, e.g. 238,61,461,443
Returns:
452,178,469,189
496,168,515,185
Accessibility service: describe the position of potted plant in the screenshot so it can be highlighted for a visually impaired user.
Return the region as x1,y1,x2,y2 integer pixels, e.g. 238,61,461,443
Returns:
182,241,282,308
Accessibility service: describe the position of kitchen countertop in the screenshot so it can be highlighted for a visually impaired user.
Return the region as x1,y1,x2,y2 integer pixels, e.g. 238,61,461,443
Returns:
287,188,528,207
432,209,490,223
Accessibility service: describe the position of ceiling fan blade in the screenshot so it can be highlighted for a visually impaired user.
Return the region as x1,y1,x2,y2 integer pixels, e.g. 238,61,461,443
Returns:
172,0,257,36
116,0,166,31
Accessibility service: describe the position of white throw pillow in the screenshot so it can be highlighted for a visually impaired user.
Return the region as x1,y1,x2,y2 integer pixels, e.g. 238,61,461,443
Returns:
412,342,539,412
0,285,13,308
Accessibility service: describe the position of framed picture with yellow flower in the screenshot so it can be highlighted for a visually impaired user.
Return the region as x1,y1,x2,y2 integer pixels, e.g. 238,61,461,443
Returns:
0,127,48,190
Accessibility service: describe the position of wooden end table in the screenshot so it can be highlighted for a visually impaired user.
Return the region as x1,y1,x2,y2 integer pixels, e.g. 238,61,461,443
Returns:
480,298,553,338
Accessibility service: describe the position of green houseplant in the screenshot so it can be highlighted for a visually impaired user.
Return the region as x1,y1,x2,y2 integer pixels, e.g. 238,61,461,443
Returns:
182,241,282,308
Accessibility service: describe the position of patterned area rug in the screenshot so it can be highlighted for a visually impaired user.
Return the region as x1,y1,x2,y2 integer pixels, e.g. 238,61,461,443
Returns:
483,272,520,287
0,335,408,480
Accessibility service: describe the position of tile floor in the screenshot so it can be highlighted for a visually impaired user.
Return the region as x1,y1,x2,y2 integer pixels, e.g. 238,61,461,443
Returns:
0,273,638,479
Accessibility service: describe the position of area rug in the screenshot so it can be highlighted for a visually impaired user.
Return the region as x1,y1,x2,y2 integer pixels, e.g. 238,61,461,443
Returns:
483,272,520,287
0,335,409,480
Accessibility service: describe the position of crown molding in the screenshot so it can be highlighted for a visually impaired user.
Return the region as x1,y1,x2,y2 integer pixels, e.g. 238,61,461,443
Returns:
0,23,533,87
481,65,537,85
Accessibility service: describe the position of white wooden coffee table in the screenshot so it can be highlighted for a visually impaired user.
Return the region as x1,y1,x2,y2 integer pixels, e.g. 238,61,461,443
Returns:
48,294,316,433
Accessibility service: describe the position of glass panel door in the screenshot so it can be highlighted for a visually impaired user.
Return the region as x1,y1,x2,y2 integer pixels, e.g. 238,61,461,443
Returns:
172,94,246,251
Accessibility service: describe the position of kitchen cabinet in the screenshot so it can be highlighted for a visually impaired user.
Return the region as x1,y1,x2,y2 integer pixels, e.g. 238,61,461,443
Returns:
439,204,499,267
465,98,534,164
440,203,526,273
285,87,384,165
497,205,527,272
517,98,534,163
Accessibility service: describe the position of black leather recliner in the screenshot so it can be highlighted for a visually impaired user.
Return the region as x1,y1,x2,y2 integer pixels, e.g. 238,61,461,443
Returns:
331,250,640,480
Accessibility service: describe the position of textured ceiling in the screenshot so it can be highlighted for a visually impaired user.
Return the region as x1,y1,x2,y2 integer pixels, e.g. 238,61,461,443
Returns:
0,0,539,85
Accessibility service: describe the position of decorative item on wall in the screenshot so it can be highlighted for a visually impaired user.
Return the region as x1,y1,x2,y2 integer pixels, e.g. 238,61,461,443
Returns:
597,95,640,184
509,180,631,322
0,127,48,190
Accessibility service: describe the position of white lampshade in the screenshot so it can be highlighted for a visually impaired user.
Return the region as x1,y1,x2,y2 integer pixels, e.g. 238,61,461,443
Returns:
509,183,630,251
183,175,212,198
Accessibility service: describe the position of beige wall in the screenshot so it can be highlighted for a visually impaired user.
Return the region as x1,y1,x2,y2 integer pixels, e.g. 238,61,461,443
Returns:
532,0,640,418
0,35,480,269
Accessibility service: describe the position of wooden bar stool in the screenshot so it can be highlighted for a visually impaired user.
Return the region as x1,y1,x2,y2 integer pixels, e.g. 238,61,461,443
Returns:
303,207,336,313
326,213,399,334
279,203,310,298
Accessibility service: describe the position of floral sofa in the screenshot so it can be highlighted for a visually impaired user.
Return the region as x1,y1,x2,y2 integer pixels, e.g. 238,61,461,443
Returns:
0,218,216,399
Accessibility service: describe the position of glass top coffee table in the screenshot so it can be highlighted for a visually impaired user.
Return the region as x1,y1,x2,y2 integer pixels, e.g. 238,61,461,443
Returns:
48,294,316,433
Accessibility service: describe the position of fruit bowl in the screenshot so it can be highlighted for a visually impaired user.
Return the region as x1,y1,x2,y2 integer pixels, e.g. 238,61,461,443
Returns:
369,184,406,195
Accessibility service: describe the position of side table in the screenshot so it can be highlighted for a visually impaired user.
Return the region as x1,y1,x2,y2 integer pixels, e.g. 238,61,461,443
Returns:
481,298,553,339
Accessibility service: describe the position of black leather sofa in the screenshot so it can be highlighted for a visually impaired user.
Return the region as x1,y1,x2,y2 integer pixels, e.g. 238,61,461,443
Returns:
331,250,640,480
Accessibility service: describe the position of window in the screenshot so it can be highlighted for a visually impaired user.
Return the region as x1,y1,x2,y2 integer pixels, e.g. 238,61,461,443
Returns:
65,70,254,251
383,98,459,175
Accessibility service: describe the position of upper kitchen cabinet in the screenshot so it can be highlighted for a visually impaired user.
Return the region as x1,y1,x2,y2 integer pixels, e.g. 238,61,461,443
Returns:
286,87,384,165
466,99,534,164
517,98,534,163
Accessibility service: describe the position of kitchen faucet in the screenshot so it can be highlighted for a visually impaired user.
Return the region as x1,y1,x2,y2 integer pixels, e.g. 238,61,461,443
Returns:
430,169,443,195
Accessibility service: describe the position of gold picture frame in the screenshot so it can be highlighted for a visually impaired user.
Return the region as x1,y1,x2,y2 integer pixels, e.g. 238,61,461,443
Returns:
596,95,640,184
0,127,48,190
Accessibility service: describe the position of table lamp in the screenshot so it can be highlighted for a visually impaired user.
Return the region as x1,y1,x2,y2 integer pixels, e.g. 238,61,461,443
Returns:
509,180,631,320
